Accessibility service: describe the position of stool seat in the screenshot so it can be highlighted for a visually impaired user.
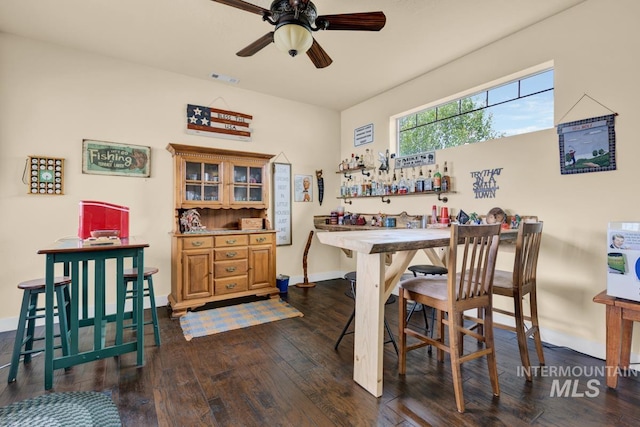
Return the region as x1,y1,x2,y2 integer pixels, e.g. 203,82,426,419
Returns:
17,276,72,290
123,267,159,278
408,265,448,276
9,277,72,383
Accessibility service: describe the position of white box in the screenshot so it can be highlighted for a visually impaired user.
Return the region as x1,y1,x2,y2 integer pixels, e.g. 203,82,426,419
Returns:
607,222,640,302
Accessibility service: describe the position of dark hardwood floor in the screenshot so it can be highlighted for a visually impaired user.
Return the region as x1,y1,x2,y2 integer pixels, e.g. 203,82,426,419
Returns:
1,278,639,426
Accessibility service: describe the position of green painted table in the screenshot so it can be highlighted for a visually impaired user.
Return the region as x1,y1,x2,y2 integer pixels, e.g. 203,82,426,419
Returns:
38,237,148,390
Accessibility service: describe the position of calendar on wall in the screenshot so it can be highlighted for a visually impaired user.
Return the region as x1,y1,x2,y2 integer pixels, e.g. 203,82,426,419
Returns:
27,156,64,195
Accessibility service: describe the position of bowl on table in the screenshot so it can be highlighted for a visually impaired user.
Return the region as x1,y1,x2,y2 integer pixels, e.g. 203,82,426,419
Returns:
90,229,121,238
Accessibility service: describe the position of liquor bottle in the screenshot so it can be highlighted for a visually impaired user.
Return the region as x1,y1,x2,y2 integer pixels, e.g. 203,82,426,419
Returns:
391,170,398,194
364,149,373,168
398,170,407,194
425,169,433,191
365,178,372,196
370,173,377,196
442,161,451,192
350,153,356,169
415,167,425,192
385,171,391,195
408,167,416,193
433,164,442,192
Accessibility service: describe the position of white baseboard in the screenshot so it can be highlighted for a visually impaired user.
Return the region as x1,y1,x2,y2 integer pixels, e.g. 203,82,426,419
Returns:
491,312,640,369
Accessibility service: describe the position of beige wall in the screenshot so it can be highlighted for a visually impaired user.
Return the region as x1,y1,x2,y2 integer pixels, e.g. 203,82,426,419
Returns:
339,0,640,360
0,33,343,331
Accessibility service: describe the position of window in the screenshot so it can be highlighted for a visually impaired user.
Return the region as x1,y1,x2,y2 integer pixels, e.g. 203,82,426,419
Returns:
397,69,554,156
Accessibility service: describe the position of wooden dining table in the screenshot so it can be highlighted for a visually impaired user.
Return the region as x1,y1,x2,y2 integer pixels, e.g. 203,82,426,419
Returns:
316,226,516,397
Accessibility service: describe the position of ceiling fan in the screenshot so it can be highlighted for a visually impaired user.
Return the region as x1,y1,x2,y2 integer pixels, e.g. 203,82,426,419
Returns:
211,0,386,68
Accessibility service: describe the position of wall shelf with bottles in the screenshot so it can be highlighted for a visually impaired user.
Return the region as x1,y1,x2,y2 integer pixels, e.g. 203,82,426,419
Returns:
335,166,375,179
338,190,452,204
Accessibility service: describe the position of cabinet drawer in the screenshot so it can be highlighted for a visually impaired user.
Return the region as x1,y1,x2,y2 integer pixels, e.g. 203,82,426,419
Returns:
214,247,248,261
215,235,249,247
215,259,248,278
215,276,248,295
181,236,213,249
250,233,273,245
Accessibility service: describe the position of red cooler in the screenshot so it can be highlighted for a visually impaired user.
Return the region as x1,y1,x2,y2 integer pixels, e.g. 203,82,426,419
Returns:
78,200,130,239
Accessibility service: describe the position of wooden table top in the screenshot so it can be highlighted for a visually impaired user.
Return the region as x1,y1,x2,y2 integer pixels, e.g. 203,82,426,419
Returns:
37,237,149,254
316,227,517,254
316,228,452,254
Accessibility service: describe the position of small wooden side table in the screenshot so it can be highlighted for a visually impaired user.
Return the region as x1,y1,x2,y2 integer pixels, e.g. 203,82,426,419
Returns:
592,290,640,388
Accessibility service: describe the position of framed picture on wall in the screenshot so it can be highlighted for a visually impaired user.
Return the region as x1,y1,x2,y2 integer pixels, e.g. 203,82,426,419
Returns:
294,174,313,202
557,114,616,175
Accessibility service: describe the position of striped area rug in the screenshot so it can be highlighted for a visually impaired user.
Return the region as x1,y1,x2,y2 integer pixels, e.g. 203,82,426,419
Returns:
179,298,303,341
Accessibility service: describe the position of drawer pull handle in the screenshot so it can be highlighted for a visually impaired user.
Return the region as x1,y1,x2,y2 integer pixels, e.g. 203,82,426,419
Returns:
226,283,237,289
226,266,237,272
226,239,237,244
226,252,237,258
256,237,266,243
191,241,204,247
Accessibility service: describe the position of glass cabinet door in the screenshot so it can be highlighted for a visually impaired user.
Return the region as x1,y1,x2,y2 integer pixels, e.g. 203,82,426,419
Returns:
184,161,221,204
232,165,264,204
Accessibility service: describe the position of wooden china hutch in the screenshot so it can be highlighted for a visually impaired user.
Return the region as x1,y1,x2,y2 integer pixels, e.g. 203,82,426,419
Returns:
166,143,278,318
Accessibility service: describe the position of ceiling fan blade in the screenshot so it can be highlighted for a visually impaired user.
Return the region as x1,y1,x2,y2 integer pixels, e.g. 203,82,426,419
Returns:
316,12,386,31
210,0,269,16
236,32,274,57
306,39,333,69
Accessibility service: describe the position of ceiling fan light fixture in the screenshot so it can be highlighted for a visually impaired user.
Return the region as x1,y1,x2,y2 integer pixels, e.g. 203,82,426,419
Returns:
274,23,313,57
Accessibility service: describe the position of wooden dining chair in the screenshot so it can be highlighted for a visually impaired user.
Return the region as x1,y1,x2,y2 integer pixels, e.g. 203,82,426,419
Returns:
491,221,545,381
406,265,448,349
398,223,502,413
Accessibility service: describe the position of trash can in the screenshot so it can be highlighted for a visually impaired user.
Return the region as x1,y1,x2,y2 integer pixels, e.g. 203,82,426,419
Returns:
276,274,290,294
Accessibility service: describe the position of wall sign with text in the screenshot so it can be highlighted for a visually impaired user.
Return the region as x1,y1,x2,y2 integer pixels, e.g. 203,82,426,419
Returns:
470,167,503,199
272,162,292,246
186,104,253,142
354,123,374,146
82,139,150,177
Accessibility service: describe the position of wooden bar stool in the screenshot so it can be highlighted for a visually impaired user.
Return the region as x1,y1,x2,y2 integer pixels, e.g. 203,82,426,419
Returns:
8,276,71,383
118,267,161,346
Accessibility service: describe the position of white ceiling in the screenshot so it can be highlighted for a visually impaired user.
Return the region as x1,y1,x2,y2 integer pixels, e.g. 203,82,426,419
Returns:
0,0,585,111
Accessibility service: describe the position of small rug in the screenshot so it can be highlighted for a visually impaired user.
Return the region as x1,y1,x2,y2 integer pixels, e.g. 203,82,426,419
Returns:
0,391,121,426
180,298,303,341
